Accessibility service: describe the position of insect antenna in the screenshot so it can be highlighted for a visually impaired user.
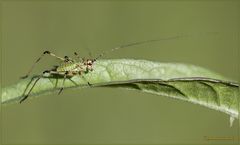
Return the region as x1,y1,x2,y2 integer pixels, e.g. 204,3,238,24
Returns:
74,46,93,62
85,47,93,58
94,35,189,60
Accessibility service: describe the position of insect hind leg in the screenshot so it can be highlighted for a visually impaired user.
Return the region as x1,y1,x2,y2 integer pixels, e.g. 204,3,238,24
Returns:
21,51,65,79
20,76,42,103
20,70,54,103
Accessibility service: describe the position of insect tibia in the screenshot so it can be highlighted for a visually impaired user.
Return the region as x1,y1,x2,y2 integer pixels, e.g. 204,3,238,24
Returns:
58,88,64,95
87,82,92,86
20,95,28,103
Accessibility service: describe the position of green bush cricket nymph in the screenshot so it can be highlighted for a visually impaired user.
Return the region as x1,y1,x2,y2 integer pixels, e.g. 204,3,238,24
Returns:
20,35,186,103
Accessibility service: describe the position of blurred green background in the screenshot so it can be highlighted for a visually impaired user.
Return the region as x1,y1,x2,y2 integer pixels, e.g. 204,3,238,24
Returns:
1,0,240,144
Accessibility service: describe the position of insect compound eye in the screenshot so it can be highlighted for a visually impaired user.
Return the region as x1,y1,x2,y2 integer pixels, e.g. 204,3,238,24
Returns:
87,60,92,65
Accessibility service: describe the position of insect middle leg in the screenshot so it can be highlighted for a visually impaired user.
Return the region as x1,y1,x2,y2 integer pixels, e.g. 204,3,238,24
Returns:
57,70,93,95
21,51,66,79
58,71,68,95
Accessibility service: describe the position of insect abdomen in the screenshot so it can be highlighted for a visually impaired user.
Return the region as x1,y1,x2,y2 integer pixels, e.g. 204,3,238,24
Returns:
57,62,78,72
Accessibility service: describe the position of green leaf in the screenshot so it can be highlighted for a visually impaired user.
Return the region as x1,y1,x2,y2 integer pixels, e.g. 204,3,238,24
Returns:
1,59,239,120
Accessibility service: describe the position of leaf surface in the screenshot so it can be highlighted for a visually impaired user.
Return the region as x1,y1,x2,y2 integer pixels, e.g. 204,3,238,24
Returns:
2,59,239,119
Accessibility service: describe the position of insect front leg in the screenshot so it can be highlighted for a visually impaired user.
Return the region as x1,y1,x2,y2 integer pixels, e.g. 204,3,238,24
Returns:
78,71,92,86
74,52,81,60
